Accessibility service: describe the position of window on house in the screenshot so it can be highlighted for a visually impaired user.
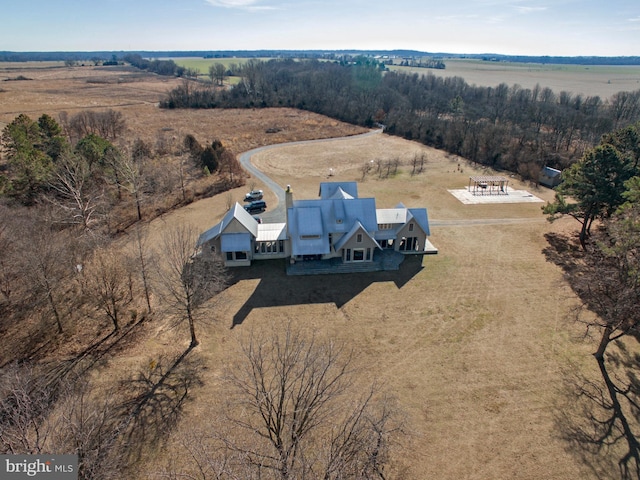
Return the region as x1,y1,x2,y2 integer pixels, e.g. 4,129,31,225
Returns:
356,233,363,243
226,252,233,261
236,251,247,260
279,240,285,253
366,248,371,260
409,223,414,232
301,235,321,240
353,249,364,261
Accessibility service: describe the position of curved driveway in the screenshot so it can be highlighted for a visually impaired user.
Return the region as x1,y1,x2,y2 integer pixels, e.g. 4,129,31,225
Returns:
238,129,382,223
238,129,546,228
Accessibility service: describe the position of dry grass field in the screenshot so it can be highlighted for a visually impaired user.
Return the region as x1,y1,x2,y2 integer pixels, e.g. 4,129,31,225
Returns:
149,134,605,479
392,58,640,99
1,63,630,479
0,63,366,151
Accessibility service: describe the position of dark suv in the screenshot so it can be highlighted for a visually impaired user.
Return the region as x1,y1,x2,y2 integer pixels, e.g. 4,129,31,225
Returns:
244,200,266,213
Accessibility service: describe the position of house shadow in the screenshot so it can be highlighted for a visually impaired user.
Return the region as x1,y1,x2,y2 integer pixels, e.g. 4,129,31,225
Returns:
228,255,424,328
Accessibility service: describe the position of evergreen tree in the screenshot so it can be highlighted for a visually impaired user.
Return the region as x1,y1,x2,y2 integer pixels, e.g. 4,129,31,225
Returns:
544,122,640,248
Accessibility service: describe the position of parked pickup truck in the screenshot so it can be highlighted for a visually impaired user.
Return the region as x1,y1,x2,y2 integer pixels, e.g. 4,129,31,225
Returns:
244,189,263,201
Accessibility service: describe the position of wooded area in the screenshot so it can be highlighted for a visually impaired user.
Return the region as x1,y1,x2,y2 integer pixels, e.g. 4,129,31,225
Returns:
162,58,640,182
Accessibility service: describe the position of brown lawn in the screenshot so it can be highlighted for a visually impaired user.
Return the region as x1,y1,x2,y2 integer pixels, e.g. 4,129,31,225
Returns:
1,64,619,479
140,134,606,479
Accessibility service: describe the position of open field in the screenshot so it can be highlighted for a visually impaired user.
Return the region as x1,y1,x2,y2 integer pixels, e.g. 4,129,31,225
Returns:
176,55,640,99
0,63,366,150
0,63,631,478
391,58,640,99
139,132,612,479
172,56,272,72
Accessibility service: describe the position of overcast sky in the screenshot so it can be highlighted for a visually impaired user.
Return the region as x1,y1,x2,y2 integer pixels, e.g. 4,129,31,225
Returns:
3,0,639,56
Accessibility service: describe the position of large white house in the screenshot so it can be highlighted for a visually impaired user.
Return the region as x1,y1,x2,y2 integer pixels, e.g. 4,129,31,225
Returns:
198,181,437,272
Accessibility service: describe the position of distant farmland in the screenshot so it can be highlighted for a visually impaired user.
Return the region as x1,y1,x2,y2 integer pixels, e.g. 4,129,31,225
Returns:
391,58,640,99
174,56,640,100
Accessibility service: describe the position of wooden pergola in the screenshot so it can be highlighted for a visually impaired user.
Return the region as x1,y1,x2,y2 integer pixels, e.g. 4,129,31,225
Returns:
468,175,509,195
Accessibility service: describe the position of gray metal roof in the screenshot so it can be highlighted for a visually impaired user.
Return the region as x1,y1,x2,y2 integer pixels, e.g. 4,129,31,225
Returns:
408,208,431,236
221,232,252,252
256,223,287,242
290,197,377,236
541,166,562,177
197,202,258,246
376,208,409,225
319,182,358,199
327,187,354,200
296,207,324,236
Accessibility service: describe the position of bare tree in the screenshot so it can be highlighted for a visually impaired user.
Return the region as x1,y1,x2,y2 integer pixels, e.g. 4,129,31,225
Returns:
0,363,126,479
0,363,56,454
209,63,227,86
361,160,373,181
63,110,125,144
49,152,102,231
96,110,126,141
118,146,147,221
19,223,73,334
411,152,427,176
218,148,242,185
216,325,402,479
154,224,228,348
131,225,153,315
85,248,131,332
0,207,19,302
52,378,124,480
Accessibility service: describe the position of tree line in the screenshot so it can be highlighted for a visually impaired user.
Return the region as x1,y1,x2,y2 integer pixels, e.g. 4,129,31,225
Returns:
0,109,243,356
0,110,242,212
161,58,640,181
121,53,190,78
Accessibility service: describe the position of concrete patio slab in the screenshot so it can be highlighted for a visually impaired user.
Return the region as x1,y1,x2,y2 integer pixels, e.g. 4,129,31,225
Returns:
448,188,544,205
